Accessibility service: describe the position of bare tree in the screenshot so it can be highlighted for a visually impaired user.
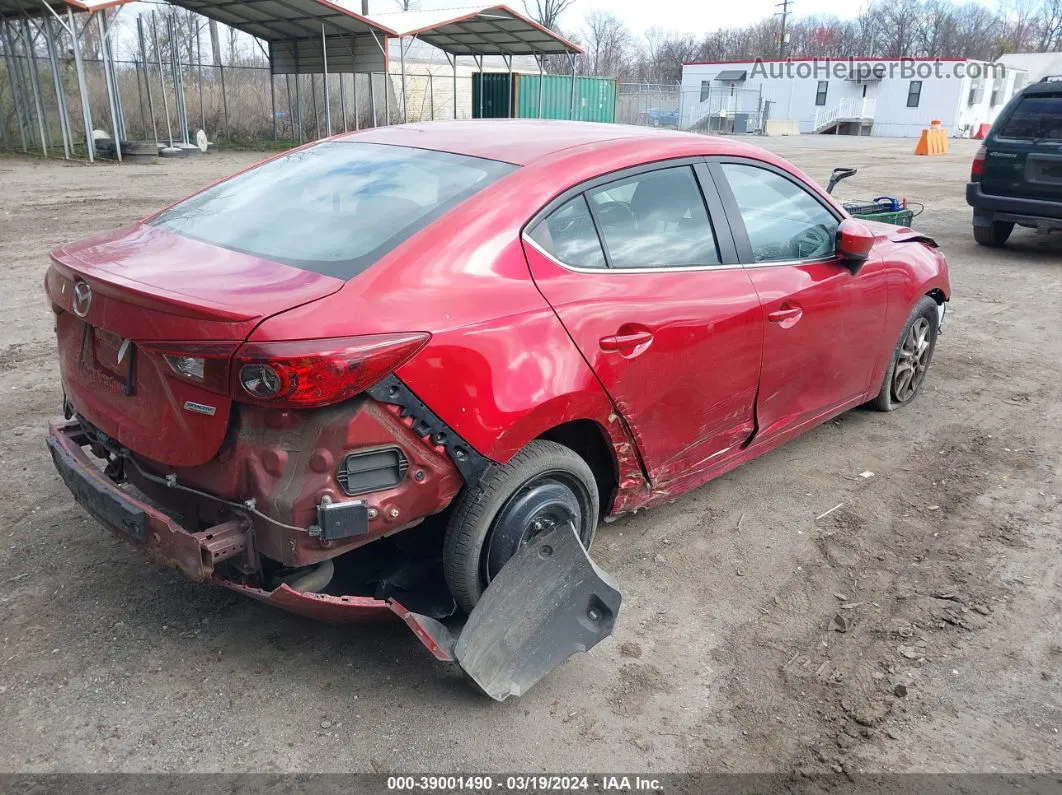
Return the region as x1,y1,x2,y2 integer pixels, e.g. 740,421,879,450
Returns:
524,0,576,32
582,10,632,77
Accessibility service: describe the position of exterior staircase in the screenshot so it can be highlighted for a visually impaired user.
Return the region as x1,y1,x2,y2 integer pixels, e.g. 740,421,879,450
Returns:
813,98,876,134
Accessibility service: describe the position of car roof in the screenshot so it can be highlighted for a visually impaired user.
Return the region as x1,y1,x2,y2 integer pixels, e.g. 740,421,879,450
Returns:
1021,78,1062,96
333,120,761,166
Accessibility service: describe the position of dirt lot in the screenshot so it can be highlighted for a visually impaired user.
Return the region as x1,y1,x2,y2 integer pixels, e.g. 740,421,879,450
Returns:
1,135,1061,774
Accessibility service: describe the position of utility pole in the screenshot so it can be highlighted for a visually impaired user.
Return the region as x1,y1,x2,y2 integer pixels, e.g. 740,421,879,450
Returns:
775,0,792,58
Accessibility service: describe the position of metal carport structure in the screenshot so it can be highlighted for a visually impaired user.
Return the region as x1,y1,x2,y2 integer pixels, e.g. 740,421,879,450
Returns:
362,5,583,124
0,1,583,161
0,0,137,160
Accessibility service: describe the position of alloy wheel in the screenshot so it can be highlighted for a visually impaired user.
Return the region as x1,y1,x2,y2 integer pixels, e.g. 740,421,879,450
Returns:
892,316,932,403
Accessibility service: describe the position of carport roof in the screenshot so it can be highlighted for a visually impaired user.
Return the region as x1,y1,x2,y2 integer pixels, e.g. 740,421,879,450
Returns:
167,0,395,43
363,4,582,56
0,0,132,19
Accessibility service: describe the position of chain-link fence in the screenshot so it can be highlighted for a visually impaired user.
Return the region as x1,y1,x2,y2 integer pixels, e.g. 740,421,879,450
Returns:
616,82,681,128
679,84,766,134
1,51,508,154
618,82,767,135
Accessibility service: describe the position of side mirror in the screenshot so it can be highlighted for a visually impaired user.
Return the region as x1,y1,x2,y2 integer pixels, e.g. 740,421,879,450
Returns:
836,218,876,275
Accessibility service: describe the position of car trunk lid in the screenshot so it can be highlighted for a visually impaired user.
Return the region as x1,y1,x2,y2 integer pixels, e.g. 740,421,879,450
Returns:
46,224,345,468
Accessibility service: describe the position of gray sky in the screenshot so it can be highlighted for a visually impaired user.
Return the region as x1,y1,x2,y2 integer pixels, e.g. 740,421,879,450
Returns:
396,0,861,38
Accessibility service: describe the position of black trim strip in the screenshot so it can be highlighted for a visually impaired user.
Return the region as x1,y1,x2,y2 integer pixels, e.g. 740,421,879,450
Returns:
367,375,491,486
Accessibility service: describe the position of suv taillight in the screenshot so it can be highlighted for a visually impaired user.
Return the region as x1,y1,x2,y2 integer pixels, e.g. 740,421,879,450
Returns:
971,145,987,181
232,333,430,408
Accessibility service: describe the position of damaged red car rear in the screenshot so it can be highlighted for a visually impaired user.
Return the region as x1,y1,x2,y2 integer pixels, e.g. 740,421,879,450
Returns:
46,121,950,698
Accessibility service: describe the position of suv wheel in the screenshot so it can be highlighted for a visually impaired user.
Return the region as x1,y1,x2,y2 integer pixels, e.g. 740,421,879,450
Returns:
973,221,1014,247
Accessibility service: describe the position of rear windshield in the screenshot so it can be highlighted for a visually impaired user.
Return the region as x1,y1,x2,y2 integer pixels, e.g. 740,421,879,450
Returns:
997,95,1062,142
150,142,517,279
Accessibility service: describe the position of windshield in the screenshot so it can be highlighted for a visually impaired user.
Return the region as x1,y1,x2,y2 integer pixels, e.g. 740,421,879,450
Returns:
150,142,517,279
997,95,1062,142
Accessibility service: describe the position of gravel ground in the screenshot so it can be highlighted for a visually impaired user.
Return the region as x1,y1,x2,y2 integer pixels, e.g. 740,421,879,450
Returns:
0,135,1060,774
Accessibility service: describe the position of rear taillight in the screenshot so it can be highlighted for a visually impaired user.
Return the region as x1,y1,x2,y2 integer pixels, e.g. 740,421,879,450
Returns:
971,145,987,181
142,341,236,395
232,333,430,408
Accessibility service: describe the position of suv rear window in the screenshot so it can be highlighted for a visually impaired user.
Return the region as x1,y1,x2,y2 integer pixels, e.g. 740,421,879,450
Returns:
150,142,517,279
997,95,1062,142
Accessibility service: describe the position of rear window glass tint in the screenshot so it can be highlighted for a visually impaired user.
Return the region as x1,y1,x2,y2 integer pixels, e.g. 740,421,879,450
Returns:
150,142,517,279
997,95,1062,141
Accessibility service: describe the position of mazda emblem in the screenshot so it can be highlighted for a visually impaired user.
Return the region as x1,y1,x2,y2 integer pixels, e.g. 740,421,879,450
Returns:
72,280,92,318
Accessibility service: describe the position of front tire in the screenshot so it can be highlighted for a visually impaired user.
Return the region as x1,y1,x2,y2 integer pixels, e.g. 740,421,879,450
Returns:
870,296,940,412
973,221,1013,247
443,440,598,614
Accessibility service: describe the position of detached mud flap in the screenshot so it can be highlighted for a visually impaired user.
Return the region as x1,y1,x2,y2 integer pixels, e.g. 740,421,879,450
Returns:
223,522,621,699
454,522,621,700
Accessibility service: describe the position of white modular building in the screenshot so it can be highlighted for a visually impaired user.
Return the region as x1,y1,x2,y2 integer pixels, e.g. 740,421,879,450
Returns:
679,57,1030,137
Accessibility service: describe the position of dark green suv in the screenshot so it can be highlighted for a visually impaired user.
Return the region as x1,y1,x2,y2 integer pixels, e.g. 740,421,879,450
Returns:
967,76,1062,246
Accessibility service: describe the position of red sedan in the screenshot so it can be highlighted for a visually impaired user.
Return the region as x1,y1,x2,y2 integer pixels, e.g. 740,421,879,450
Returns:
45,121,949,696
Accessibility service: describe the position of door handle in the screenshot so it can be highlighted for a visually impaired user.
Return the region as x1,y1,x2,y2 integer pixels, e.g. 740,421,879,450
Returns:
599,330,654,351
767,306,803,323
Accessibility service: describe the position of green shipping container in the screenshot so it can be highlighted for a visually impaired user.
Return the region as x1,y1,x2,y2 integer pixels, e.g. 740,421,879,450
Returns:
471,73,617,123
514,74,617,122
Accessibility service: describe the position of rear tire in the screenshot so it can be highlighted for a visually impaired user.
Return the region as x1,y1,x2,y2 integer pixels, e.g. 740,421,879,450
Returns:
973,221,1013,247
443,440,598,614
870,296,939,412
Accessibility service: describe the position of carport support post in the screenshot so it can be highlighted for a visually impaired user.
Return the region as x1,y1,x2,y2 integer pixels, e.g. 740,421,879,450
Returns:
353,68,359,130
399,36,407,123
137,16,157,144
1,21,29,153
321,24,331,136
294,72,303,143
568,53,577,120
43,17,72,159
97,13,121,159
65,7,93,161
18,18,49,157
475,55,483,118
537,55,544,118
368,72,376,127
504,54,513,118
427,71,433,121
267,43,277,141
452,54,457,120
151,11,174,149
284,73,294,139
271,70,278,140
339,73,347,132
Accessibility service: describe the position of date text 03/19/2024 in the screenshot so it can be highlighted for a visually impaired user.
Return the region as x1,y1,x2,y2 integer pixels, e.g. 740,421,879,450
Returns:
386,775,665,792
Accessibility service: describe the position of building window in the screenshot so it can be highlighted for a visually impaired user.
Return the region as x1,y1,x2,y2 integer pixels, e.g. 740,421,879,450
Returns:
815,81,829,106
700,81,711,102
989,78,1001,106
907,80,922,108
968,79,983,106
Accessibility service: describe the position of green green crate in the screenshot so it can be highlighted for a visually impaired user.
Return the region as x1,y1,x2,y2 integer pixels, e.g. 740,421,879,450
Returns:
850,208,915,227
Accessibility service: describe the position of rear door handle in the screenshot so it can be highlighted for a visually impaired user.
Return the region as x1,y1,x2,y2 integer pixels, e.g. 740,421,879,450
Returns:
767,306,803,323
599,330,654,351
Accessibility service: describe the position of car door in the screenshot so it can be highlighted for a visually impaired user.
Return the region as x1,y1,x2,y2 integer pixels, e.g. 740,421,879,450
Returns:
709,159,888,440
522,161,763,485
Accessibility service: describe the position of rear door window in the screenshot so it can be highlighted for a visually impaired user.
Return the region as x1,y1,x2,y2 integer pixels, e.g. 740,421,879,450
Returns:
585,166,720,269
526,196,607,269
997,95,1062,141
150,142,517,279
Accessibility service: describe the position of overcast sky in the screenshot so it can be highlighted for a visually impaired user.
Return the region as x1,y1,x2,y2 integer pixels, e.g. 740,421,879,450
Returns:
393,0,863,37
